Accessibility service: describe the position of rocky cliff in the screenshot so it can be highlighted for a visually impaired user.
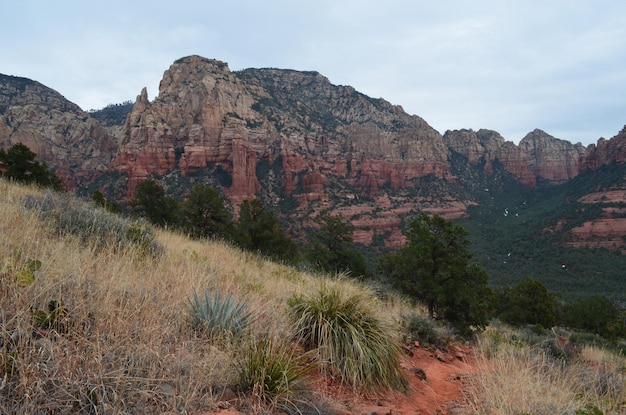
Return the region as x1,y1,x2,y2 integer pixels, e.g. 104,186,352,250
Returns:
0,75,117,190
2,55,626,248
443,128,588,186
111,56,452,201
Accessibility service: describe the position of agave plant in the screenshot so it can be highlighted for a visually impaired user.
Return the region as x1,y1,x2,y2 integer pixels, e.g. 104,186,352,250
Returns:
188,289,254,340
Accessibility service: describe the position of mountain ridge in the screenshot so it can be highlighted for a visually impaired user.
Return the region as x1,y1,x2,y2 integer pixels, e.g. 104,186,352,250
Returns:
1,54,626,301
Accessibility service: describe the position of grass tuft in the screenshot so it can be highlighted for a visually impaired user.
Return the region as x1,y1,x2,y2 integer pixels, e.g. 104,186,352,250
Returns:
235,335,313,413
288,280,408,392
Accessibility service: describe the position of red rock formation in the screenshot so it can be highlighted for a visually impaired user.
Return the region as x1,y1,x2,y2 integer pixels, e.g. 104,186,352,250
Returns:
105,56,460,244
581,125,626,170
0,74,117,190
443,128,586,186
4,57,626,250
519,129,585,183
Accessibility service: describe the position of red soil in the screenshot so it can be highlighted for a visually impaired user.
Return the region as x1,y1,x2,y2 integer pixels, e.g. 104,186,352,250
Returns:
199,343,476,415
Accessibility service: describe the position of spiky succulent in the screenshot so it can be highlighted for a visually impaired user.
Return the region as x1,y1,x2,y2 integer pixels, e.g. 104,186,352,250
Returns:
188,289,254,340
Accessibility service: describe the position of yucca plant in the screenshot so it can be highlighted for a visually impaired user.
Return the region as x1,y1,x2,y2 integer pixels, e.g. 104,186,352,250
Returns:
188,289,254,340
288,282,408,392
235,336,314,412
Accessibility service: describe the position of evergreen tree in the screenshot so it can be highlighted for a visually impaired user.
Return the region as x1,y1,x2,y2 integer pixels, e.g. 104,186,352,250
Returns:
130,178,180,227
180,184,232,239
306,212,368,278
495,277,561,328
378,212,492,335
564,295,626,340
0,143,64,190
234,199,296,262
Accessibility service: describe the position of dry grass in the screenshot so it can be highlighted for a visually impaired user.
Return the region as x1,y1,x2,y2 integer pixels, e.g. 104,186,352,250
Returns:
466,326,626,415
0,180,410,414
3,180,624,414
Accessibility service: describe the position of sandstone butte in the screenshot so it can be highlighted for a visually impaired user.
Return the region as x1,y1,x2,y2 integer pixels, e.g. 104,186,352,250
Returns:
2,56,626,248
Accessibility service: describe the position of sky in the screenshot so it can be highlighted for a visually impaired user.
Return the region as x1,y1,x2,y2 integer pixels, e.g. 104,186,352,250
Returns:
2,1,625,145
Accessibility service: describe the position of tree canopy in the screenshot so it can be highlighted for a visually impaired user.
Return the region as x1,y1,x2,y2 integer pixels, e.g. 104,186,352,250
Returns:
563,295,626,340
129,179,180,227
494,276,561,328
234,199,296,262
180,183,232,239
378,212,492,335
0,143,64,191
305,212,368,278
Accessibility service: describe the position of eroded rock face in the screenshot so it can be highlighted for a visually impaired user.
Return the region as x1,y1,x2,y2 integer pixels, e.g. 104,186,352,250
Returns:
519,129,586,183
108,56,458,246
581,125,626,170
443,128,586,186
0,75,117,190
3,56,626,250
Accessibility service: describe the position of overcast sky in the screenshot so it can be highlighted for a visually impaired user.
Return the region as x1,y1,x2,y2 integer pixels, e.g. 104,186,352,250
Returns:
2,1,625,145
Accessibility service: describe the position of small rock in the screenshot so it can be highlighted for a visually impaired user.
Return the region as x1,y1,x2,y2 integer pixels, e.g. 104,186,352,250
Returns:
411,367,427,381
435,349,447,362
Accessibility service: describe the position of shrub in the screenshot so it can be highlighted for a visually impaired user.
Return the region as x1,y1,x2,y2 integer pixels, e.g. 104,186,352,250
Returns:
235,336,313,412
401,312,444,348
188,289,254,340
1,247,41,287
23,190,163,257
288,281,408,391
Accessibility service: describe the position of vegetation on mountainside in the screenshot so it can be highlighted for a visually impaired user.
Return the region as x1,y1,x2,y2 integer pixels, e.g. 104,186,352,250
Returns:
102,168,626,343
0,143,64,191
88,101,133,126
450,154,626,304
0,179,624,414
0,179,409,414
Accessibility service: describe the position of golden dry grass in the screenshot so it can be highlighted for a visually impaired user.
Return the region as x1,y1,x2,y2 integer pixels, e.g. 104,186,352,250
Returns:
466,327,626,415
0,180,409,414
3,180,624,414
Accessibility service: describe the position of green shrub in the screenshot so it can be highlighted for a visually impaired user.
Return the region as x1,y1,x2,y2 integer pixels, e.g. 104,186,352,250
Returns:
0,247,41,287
235,336,313,412
288,282,408,391
576,404,604,415
23,190,163,257
188,289,254,340
402,313,442,347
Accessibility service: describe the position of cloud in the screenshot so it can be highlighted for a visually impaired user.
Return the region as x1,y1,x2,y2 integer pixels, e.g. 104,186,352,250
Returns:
1,0,624,144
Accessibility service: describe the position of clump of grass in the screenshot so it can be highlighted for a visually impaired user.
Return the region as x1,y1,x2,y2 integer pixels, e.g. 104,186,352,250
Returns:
235,336,313,413
188,288,255,340
288,280,408,392
23,189,162,257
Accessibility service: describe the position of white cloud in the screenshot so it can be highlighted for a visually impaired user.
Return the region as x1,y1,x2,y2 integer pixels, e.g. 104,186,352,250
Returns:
1,0,624,144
